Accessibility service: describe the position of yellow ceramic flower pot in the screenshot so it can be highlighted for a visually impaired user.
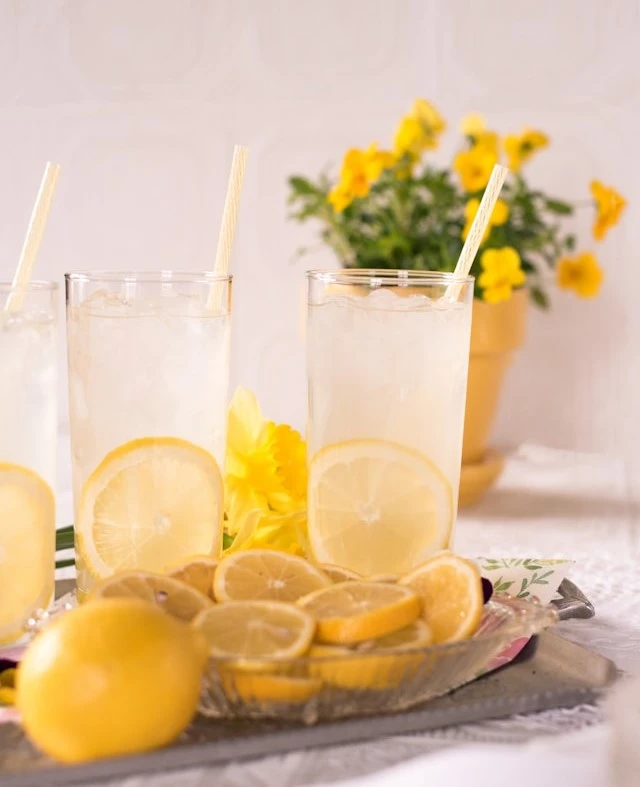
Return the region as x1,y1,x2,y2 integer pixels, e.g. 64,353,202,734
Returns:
459,288,528,506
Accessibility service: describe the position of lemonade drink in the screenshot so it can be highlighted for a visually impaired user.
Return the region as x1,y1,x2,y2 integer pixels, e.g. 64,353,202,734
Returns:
0,282,57,642
306,270,473,576
66,273,231,596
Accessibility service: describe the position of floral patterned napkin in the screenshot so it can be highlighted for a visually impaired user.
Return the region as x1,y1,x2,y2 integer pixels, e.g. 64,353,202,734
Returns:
475,557,574,673
476,557,574,605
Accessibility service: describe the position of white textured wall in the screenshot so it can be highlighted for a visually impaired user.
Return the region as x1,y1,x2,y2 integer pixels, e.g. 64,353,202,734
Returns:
0,1,638,490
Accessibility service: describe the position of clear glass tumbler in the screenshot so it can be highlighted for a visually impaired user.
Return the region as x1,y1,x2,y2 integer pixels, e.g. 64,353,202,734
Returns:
0,281,57,641
65,272,231,597
306,270,473,576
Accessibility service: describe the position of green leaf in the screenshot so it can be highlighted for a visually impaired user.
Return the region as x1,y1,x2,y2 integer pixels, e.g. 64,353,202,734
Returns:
223,532,235,550
565,234,576,251
545,198,573,215
56,527,75,552
288,176,321,196
530,286,550,309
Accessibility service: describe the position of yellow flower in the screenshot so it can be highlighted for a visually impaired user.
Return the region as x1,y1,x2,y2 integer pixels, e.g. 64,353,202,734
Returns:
340,149,370,198
475,130,500,156
412,99,446,138
478,247,526,304
590,180,626,241
328,144,393,213
556,252,603,298
224,388,307,530
328,183,353,213
363,143,394,181
226,503,308,557
394,115,428,160
394,99,446,160
460,114,486,137
454,145,498,192
462,198,509,242
504,129,548,171
264,422,307,512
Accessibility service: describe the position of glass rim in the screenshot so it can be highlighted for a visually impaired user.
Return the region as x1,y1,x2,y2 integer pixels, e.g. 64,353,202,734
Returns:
306,269,473,286
0,280,58,292
64,271,232,285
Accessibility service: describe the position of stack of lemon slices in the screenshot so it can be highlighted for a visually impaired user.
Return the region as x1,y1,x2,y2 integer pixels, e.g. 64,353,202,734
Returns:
90,548,484,705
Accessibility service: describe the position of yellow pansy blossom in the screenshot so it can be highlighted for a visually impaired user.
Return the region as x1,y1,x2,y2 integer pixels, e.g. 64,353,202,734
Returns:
462,198,509,242
328,145,393,213
504,129,548,172
475,130,500,156
590,180,626,241
340,149,370,198
478,247,526,304
556,252,603,298
328,183,353,213
454,145,498,192
412,99,446,138
363,143,394,181
394,99,446,160
394,115,428,160
460,114,486,137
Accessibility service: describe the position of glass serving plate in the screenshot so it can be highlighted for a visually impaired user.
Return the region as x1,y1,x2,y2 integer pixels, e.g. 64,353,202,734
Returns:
199,595,559,724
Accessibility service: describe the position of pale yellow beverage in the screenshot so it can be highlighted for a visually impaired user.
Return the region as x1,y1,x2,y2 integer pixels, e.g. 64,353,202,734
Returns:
65,272,231,597
0,282,57,642
306,270,473,576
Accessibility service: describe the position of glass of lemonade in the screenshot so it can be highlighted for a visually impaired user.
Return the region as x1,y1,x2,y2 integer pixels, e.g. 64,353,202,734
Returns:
306,270,473,576
0,281,57,642
65,272,231,597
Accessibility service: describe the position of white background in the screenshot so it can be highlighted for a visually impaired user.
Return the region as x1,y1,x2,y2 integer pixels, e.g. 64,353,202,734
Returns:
0,1,637,493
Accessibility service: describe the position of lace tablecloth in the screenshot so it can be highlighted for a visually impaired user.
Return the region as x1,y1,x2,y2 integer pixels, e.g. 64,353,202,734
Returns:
54,444,639,787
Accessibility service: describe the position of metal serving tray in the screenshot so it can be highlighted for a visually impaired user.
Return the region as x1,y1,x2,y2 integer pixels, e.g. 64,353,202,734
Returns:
0,580,617,787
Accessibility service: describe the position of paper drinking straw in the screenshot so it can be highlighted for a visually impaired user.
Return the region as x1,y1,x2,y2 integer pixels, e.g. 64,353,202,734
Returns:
448,164,509,299
208,145,249,310
4,162,61,315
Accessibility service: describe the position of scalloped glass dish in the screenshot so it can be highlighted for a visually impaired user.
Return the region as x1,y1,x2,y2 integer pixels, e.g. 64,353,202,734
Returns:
199,595,559,723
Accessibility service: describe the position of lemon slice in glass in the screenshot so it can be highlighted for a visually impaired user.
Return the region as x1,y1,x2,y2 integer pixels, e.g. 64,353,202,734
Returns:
0,463,55,644
308,439,453,575
77,437,223,580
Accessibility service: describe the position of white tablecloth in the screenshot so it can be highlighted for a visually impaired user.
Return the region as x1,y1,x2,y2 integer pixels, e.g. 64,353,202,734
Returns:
55,442,640,787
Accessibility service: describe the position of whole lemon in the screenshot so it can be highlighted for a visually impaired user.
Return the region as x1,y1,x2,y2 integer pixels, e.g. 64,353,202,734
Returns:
16,597,208,763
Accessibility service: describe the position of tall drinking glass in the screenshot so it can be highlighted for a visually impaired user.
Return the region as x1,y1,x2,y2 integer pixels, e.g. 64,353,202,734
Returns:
0,281,57,641
306,270,473,576
66,272,231,597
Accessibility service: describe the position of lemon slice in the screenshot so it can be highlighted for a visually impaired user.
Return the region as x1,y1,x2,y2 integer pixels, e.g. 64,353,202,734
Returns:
91,571,214,622
214,549,331,603
298,581,420,645
367,574,399,584
308,621,430,690
193,600,315,666
219,670,322,704
400,553,483,643
308,439,453,575
77,437,223,580
356,619,433,652
319,564,362,583
166,555,218,600
0,463,55,644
